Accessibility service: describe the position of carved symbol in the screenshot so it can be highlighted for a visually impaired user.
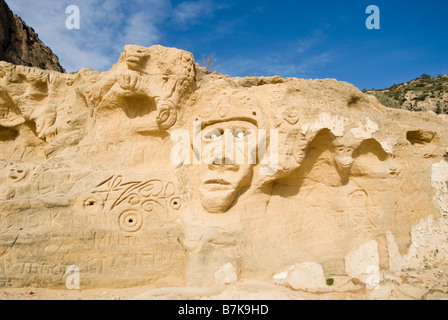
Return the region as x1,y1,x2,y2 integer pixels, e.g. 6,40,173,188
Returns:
201,107,213,118
82,195,105,216
272,89,282,100
349,190,368,207
112,179,164,210
119,211,143,233
84,175,181,231
50,213,62,228
165,182,175,197
347,189,382,235
170,197,182,210
8,167,27,182
189,93,199,104
282,106,300,125
83,196,104,208
219,107,230,118
141,200,163,213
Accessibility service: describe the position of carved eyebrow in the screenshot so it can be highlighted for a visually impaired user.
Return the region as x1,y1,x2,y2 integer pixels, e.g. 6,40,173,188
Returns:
201,118,258,131
203,128,224,136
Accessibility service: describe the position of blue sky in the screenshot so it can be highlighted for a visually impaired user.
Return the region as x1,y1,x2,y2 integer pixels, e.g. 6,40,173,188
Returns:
8,0,448,90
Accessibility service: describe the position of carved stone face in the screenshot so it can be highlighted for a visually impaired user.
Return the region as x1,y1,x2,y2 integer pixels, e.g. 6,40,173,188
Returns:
333,137,358,172
123,45,150,71
8,165,27,182
198,120,257,214
29,104,56,140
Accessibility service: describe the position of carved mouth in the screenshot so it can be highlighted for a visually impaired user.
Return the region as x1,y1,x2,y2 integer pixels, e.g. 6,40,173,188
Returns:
201,179,233,191
126,57,140,64
204,179,231,186
389,169,399,177
125,58,142,69
336,159,354,169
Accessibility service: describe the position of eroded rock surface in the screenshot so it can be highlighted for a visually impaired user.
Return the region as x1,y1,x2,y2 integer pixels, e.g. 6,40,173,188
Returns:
1,45,448,297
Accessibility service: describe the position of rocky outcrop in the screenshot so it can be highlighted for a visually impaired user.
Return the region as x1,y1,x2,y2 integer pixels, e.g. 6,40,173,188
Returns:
0,0,65,72
0,45,448,299
367,74,448,115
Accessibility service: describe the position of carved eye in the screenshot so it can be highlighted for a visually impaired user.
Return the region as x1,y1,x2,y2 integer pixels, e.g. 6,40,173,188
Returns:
86,200,95,207
157,110,170,123
233,129,252,140
84,197,97,207
180,79,190,89
83,196,104,210
203,129,223,141
346,148,353,153
337,147,345,153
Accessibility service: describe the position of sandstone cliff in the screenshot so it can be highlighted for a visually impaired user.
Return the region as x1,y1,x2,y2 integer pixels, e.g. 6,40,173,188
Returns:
1,45,448,300
0,0,65,72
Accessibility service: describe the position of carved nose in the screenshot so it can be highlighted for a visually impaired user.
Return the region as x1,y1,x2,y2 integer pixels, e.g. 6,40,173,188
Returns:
389,165,400,175
208,157,239,171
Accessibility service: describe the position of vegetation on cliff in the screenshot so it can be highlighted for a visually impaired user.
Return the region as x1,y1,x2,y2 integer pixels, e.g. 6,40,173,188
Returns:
365,74,448,114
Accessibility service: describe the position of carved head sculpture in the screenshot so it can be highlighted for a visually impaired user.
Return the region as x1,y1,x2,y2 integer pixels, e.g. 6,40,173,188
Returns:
0,88,25,128
197,120,256,213
7,164,28,182
193,93,268,213
152,48,195,130
98,45,196,131
332,133,362,173
29,103,57,140
123,45,151,72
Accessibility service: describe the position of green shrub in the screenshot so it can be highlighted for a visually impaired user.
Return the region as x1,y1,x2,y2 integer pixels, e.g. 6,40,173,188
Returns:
416,94,428,102
372,93,403,109
419,74,431,80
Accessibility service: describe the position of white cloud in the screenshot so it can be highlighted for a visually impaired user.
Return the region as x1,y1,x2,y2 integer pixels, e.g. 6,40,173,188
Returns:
296,30,327,54
219,51,334,79
172,0,224,27
8,0,170,72
216,29,332,78
6,0,332,77
6,0,230,72
121,12,160,47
